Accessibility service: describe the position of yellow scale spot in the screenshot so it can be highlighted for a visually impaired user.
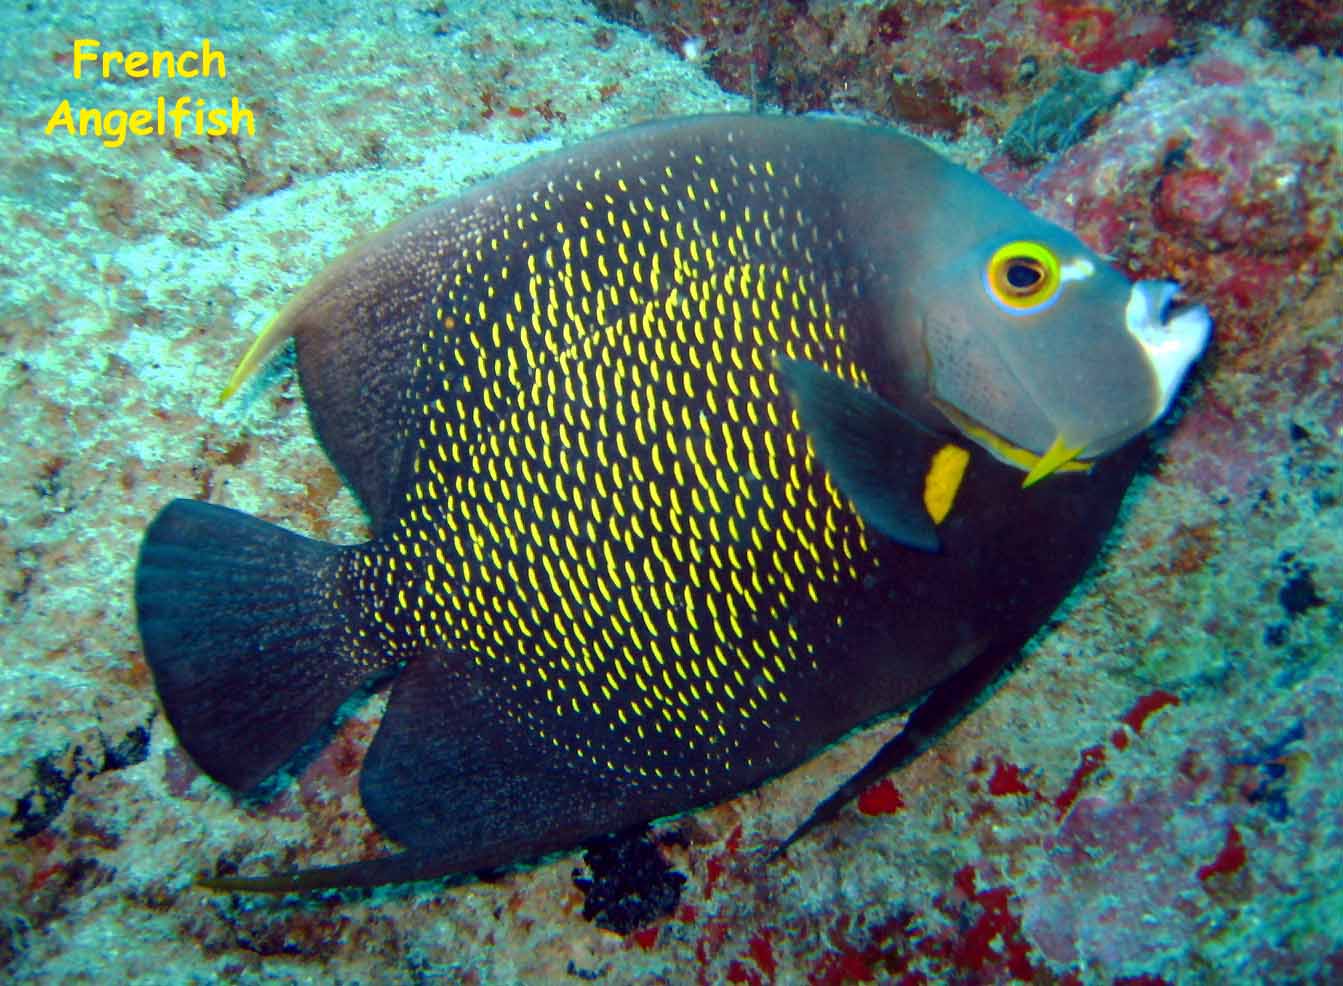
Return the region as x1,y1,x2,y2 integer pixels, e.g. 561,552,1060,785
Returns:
384,179,874,767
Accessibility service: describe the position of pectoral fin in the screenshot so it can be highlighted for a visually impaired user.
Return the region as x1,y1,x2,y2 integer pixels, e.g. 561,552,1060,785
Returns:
774,356,944,552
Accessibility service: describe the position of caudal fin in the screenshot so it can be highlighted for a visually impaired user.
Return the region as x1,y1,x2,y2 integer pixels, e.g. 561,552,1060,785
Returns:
135,499,370,791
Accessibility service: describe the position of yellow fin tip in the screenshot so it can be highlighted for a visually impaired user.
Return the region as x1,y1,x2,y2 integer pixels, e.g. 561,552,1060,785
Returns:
1022,435,1085,488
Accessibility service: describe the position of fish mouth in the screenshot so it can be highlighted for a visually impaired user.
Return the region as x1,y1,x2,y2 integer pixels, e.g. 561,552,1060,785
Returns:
1124,280,1212,425
1011,281,1213,484
932,280,1211,487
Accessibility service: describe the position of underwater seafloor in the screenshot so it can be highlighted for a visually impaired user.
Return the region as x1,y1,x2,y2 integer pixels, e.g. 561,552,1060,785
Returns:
1,0,1340,983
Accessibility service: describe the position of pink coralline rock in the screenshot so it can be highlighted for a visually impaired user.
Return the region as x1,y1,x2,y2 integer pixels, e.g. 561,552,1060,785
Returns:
1021,677,1343,981
1028,793,1233,969
1015,34,1339,353
1012,35,1342,511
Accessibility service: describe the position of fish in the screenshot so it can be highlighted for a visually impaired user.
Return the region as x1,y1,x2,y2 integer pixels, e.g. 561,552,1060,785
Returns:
134,114,1211,892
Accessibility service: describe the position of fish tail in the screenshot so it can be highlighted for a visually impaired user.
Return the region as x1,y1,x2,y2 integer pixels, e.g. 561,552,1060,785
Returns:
135,499,371,791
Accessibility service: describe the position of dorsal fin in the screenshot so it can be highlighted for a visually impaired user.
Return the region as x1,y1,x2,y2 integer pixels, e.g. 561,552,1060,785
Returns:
223,203,471,533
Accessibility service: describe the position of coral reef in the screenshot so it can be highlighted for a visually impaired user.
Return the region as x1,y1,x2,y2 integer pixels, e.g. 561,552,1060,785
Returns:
1,0,1339,983
594,0,1342,139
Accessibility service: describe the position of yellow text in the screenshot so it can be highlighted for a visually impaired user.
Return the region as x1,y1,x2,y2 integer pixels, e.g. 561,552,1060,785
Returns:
72,38,226,79
44,96,254,149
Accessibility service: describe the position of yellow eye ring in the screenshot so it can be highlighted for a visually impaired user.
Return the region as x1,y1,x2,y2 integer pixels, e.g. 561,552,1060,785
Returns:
984,241,1062,314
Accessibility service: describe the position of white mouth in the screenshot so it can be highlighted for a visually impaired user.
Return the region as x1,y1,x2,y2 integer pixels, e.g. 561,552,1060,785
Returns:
1125,280,1212,423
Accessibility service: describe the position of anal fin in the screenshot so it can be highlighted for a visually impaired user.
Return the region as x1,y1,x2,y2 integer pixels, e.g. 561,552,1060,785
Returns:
360,653,625,869
210,652,634,890
199,849,475,895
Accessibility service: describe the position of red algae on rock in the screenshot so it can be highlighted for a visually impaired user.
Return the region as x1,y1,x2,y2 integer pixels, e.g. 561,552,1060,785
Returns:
1123,690,1181,732
856,779,906,816
1196,824,1248,883
988,759,1034,797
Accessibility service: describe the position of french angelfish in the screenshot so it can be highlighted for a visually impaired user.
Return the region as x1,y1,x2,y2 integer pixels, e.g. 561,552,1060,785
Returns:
135,114,1211,891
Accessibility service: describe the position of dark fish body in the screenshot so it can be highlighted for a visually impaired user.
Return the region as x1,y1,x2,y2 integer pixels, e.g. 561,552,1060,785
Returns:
135,115,1208,890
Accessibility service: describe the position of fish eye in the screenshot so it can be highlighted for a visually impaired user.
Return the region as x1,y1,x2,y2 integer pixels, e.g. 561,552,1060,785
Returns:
1005,259,1043,290
984,241,1062,315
